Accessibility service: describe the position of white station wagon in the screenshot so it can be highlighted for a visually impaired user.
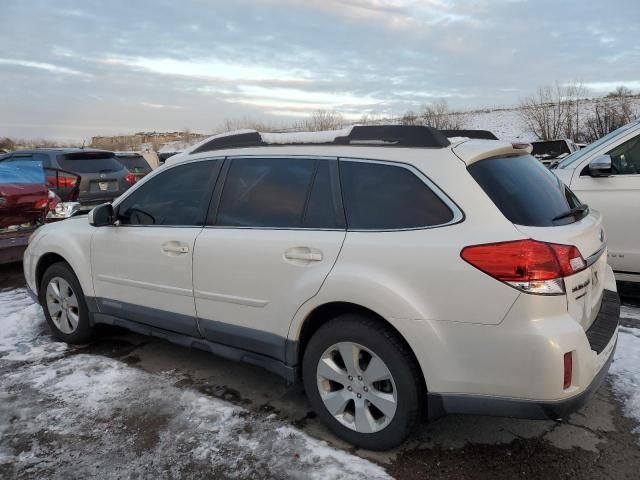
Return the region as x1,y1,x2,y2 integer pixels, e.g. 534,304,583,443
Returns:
23,126,620,450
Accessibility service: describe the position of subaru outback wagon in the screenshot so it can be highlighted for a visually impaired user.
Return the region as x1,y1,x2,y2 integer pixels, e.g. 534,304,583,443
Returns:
23,126,620,450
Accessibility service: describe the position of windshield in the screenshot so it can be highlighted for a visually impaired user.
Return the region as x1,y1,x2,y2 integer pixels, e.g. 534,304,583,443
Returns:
556,120,640,169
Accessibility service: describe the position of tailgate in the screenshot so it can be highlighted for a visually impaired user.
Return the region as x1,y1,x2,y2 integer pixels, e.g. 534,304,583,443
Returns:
515,210,607,331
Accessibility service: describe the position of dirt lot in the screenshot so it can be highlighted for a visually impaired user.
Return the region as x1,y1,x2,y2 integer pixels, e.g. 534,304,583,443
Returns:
1,262,639,479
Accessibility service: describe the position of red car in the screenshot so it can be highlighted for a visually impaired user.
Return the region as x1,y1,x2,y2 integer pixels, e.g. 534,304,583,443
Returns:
0,162,80,264
0,182,49,229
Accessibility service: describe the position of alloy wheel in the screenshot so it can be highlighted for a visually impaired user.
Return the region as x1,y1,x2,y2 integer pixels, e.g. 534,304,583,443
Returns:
45,276,80,334
316,341,397,434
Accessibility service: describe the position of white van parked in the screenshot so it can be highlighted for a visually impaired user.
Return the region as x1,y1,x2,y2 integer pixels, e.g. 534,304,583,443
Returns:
23,126,620,450
553,119,640,283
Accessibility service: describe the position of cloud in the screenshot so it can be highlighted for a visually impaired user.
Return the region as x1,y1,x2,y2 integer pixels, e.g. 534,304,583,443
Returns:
0,0,638,140
0,58,90,77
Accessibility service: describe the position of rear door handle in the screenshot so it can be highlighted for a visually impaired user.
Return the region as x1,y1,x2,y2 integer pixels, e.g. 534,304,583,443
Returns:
284,247,323,262
161,242,190,255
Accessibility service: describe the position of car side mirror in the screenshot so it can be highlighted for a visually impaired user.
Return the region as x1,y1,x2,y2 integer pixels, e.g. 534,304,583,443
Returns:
588,154,612,177
88,203,114,226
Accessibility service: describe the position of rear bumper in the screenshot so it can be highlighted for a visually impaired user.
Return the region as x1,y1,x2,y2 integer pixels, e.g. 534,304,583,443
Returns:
427,336,616,420
426,288,620,420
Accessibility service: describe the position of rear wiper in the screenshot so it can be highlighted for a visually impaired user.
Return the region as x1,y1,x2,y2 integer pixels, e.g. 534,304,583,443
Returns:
552,204,588,222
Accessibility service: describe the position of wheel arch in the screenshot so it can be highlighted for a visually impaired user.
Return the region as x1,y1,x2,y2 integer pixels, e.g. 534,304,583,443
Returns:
36,252,71,294
293,301,428,397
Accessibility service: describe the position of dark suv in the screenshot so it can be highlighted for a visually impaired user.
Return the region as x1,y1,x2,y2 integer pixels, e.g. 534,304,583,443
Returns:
0,149,132,210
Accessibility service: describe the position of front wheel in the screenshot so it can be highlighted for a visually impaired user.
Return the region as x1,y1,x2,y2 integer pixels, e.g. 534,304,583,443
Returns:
39,262,95,344
302,314,423,450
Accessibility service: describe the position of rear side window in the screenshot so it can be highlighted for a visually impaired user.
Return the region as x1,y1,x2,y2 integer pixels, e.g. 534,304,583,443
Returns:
340,161,454,230
215,157,342,229
469,154,585,227
116,155,152,173
58,153,124,173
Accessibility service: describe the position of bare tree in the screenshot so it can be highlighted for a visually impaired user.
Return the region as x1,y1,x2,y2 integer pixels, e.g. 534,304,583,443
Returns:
519,83,586,141
583,96,635,142
403,100,466,129
297,110,346,131
606,85,634,98
0,137,16,151
400,111,420,126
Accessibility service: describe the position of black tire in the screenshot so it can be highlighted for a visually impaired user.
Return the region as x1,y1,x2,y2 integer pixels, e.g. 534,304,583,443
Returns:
302,313,423,450
39,262,95,344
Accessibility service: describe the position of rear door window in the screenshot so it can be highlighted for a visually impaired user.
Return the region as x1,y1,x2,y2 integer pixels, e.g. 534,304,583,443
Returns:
340,160,455,230
214,157,342,229
468,154,585,227
58,152,123,173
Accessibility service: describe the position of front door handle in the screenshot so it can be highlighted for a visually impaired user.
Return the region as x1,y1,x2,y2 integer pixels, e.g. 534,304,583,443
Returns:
284,247,323,263
161,241,190,255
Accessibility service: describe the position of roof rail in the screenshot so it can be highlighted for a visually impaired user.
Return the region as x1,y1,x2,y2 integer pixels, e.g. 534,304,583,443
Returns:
191,125,450,154
441,129,498,140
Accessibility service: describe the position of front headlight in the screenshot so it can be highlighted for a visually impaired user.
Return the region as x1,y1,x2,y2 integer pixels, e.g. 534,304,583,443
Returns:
47,202,81,220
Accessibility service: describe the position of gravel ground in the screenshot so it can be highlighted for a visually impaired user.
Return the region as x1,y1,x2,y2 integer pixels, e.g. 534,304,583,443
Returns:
1,262,639,479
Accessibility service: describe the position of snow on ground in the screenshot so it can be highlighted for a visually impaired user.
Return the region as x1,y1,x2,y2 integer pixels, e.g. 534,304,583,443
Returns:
610,306,640,438
0,288,390,479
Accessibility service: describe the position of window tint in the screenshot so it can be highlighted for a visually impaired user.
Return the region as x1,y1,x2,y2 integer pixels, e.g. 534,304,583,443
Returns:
116,154,152,173
340,161,454,230
58,153,123,173
118,160,219,226
608,134,640,175
469,154,585,227
216,158,317,228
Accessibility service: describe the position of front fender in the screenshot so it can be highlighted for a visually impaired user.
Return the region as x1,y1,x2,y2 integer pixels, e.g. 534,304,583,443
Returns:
28,218,95,298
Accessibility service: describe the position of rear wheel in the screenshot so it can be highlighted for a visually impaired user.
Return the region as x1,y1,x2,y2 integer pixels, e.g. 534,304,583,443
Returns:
39,262,94,344
302,314,423,450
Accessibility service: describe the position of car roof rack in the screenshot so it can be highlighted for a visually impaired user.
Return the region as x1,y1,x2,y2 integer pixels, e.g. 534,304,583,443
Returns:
191,125,450,154
441,129,498,140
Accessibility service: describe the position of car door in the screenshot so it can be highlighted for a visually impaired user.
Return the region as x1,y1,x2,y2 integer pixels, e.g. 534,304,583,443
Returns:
193,156,346,361
91,158,221,336
570,130,640,277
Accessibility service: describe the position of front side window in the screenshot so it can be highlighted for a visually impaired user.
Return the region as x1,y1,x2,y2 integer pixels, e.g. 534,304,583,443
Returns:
608,134,640,175
117,160,219,226
214,157,342,229
340,160,455,230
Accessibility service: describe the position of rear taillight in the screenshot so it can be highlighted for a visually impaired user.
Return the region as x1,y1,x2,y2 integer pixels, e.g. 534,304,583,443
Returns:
46,175,76,188
125,173,137,185
563,352,573,389
461,239,587,295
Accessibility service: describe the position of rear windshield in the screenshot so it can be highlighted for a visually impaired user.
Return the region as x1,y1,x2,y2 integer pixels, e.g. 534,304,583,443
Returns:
58,152,123,173
468,154,586,227
115,155,152,173
531,140,571,158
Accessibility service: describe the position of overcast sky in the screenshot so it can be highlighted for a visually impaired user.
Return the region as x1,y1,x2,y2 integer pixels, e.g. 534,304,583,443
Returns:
1,0,638,141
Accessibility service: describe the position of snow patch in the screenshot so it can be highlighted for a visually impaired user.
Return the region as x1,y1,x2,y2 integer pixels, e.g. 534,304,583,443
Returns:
260,127,354,145
0,288,67,361
0,289,391,479
609,326,640,440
